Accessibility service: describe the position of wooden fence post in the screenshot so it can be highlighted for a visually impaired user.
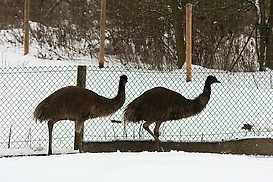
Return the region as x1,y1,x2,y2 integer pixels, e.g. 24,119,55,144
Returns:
99,0,106,68
24,0,30,55
74,65,87,150
77,65,87,88
186,2,192,82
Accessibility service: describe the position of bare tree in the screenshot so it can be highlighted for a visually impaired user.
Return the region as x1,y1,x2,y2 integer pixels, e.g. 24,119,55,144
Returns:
192,0,257,71
266,0,273,69
106,0,176,69
1,0,271,71
168,0,186,69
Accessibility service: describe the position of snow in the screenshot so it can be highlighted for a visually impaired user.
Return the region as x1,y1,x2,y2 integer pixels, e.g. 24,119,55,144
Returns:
0,44,102,67
1,33,273,181
1,152,273,182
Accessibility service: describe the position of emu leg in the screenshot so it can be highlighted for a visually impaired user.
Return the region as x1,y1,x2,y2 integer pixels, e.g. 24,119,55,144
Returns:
75,132,82,153
143,121,161,151
74,120,81,150
75,121,84,153
47,121,54,155
154,122,164,152
154,122,162,138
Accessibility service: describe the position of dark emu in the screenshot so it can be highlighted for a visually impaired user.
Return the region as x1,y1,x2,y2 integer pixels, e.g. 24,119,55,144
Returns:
34,75,128,155
124,75,220,151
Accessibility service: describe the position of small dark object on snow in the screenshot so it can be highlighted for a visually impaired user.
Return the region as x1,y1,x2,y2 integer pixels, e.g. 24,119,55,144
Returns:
242,124,253,132
111,120,122,123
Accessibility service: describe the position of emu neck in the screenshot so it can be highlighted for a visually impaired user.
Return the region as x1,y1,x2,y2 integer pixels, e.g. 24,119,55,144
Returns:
198,82,212,108
204,80,212,94
118,80,126,93
112,80,126,106
189,83,211,116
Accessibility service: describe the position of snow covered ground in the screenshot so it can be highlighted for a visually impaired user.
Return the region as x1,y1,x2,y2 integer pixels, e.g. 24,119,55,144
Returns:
1,151,273,182
0,41,273,181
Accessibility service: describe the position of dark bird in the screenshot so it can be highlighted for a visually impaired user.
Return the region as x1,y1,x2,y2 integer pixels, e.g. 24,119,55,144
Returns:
34,75,128,155
242,124,253,132
124,75,220,151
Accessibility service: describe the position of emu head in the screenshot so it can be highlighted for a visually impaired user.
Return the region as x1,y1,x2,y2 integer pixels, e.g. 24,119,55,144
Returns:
205,75,220,85
120,75,128,87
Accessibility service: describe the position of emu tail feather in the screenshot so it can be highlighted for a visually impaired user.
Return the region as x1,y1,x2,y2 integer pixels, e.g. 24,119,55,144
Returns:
33,99,50,122
124,107,140,123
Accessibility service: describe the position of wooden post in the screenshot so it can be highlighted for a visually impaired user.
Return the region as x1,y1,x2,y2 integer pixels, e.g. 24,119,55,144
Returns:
99,0,106,68
186,2,192,82
76,65,86,88
24,0,30,55
74,65,86,150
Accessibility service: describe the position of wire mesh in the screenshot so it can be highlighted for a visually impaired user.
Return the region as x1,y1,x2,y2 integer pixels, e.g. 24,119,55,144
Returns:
0,65,272,152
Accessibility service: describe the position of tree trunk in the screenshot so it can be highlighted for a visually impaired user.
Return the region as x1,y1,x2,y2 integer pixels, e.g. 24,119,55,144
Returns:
169,0,186,69
266,0,273,69
259,1,266,71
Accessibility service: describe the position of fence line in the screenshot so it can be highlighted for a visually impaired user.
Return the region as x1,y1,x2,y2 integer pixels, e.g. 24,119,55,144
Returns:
0,65,272,152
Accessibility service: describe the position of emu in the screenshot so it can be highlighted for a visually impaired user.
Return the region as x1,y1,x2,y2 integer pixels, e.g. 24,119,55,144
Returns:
34,75,128,155
124,75,220,151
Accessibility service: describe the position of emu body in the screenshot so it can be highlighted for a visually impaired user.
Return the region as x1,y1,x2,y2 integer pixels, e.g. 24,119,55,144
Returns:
34,75,128,155
124,75,220,151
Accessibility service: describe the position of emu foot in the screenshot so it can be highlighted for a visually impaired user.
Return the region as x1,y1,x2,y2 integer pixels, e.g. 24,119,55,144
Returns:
155,140,165,152
48,149,52,155
75,132,83,153
74,132,79,150
160,146,165,152
155,140,168,152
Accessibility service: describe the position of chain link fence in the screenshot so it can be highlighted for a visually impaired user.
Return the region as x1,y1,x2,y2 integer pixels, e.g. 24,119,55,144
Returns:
0,65,272,152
